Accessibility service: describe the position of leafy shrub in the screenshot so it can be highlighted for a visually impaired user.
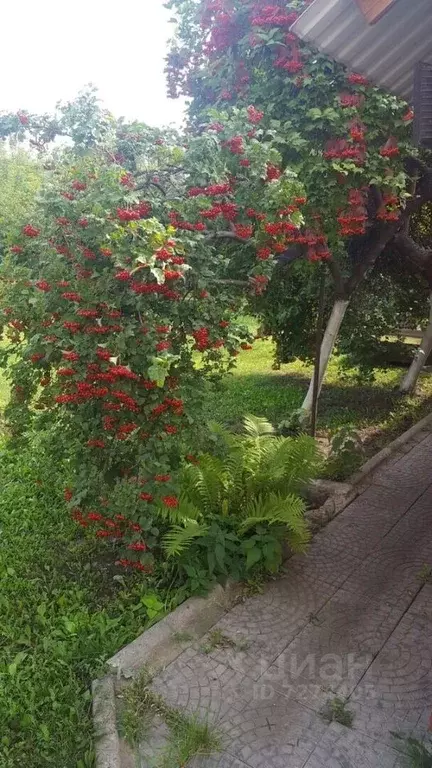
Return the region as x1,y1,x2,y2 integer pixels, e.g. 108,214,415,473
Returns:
324,425,364,480
162,415,321,586
0,106,302,577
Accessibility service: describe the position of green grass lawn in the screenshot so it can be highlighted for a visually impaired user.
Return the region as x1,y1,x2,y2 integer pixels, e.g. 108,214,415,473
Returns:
0,439,174,768
204,337,432,458
0,369,10,412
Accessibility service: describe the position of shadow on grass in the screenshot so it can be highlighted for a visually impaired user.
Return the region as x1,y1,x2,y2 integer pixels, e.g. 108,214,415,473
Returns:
204,369,432,459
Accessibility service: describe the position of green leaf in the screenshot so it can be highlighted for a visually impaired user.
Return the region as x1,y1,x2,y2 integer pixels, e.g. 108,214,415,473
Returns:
141,594,165,619
8,651,27,677
246,545,262,570
306,108,322,120
62,618,77,634
150,267,165,284
207,549,216,575
147,362,168,387
215,542,226,569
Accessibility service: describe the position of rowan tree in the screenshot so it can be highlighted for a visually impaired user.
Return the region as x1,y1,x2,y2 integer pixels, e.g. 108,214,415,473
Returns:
166,0,432,403
0,99,303,571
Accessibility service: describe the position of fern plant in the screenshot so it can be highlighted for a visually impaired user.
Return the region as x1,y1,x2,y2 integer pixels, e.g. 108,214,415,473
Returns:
160,415,321,584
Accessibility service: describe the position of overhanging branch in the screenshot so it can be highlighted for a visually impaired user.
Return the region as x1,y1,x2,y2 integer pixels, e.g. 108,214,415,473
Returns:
210,278,250,286
346,221,399,295
205,231,249,243
393,231,432,287
344,160,432,296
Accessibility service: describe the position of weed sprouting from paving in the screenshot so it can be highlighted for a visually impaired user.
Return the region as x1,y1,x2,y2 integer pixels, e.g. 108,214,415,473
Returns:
120,668,158,745
200,628,249,654
120,667,222,766
321,697,354,728
392,734,432,767
159,713,222,768
416,564,432,584
171,631,195,644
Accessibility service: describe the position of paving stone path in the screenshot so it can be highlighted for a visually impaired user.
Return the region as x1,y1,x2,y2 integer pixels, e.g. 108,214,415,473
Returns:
139,429,432,767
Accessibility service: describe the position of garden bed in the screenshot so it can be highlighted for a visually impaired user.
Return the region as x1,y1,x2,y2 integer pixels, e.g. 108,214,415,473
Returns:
1,341,432,765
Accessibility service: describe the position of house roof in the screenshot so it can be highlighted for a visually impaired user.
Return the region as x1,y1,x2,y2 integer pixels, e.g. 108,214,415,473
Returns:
291,0,432,102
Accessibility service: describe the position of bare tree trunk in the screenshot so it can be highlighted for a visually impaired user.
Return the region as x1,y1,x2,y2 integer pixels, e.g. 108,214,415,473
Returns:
399,296,432,394
302,298,350,412
300,214,425,416
310,265,327,437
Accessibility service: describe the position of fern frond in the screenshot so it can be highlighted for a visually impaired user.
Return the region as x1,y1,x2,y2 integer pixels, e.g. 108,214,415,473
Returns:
242,414,275,438
404,737,432,768
181,456,225,513
240,492,303,529
157,497,202,525
208,420,236,449
255,434,322,495
285,526,311,553
163,521,209,557
223,449,246,507
239,492,310,551
282,434,322,492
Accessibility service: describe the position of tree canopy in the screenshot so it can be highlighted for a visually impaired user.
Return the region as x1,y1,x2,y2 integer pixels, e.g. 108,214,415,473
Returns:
166,0,432,400
0,147,43,252
0,99,311,570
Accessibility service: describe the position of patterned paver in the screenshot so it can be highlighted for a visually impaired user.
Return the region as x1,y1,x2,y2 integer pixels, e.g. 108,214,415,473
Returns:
193,571,337,680
350,593,432,747
302,723,403,768
137,429,432,767
152,666,329,768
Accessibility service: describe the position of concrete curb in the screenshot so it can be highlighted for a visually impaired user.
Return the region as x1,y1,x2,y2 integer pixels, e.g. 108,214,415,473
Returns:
92,412,432,768
305,484,356,530
92,676,121,768
306,412,432,529
350,411,432,485
93,583,241,768
108,581,242,679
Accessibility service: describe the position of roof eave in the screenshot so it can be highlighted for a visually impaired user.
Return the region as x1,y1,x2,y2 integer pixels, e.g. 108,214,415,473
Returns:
291,0,432,102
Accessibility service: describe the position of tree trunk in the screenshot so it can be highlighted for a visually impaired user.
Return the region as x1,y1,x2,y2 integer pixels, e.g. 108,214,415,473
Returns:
300,219,416,416
399,296,432,394
302,298,350,412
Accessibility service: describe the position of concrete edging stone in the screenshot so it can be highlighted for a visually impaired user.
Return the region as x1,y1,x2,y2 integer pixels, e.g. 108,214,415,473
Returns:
92,676,121,768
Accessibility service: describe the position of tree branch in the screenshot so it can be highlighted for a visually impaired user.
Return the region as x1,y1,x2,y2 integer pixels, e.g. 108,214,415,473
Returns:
210,278,250,286
405,166,432,214
135,178,167,196
402,176,418,234
394,232,432,263
393,232,432,287
326,257,345,298
345,161,432,296
205,231,248,243
150,180,167,196
346,221,398,295
368,184,383,212
404,155,431,178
